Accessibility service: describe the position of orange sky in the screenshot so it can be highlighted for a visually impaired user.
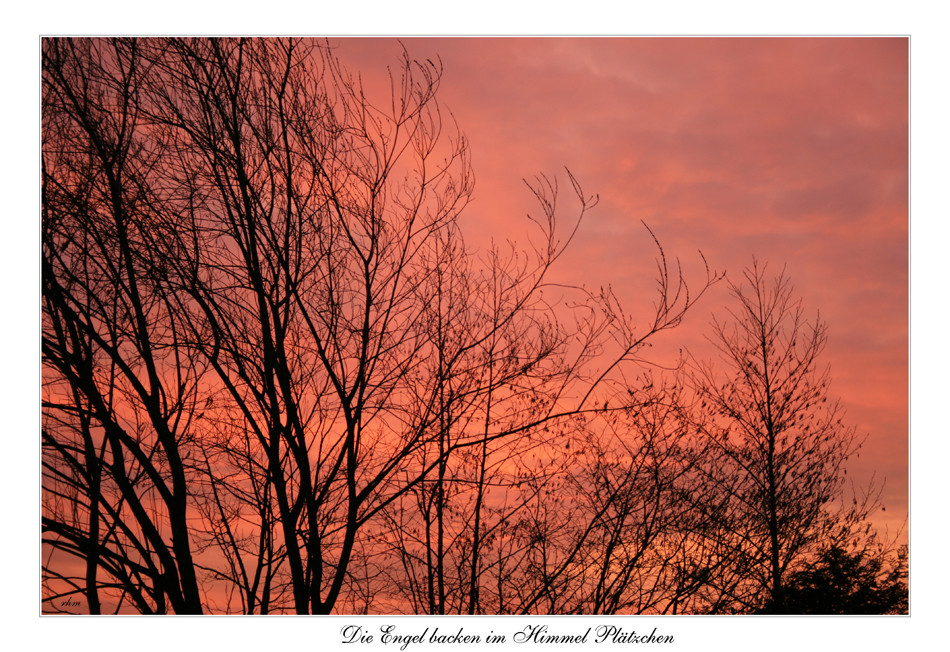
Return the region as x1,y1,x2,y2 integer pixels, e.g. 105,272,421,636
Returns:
335,37,909,533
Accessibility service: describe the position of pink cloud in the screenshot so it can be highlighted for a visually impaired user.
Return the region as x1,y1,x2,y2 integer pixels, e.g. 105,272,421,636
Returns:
336,37,908,529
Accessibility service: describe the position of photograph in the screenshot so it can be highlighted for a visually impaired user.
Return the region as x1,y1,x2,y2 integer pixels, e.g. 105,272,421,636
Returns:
40,36,909,620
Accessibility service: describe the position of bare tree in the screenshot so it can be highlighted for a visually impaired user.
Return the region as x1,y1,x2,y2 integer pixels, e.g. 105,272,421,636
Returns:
561,380,708,614
685,260,869,613
42,38,209,614
42,37,717,614
354,195,717,615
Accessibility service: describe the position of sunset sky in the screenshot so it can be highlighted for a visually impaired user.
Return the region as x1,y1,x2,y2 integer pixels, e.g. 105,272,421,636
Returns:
337,37,909,531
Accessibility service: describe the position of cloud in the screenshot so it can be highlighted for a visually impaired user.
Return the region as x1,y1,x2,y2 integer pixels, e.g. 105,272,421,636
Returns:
336,36,909,525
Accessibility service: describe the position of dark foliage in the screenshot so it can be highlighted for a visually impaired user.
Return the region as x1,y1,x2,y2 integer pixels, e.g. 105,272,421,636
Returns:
761,544,908,614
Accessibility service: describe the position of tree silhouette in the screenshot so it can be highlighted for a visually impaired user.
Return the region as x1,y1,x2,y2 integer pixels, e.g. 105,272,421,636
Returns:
685,260,874,613
42,37,717,614
762,543,908,614
43,38,207,614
